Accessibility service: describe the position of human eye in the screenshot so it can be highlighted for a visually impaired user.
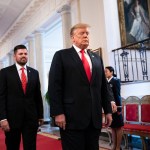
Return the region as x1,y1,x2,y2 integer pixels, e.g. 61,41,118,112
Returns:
78,32,84,36
86,32,89,35
79,32,89,36
25,52,28,55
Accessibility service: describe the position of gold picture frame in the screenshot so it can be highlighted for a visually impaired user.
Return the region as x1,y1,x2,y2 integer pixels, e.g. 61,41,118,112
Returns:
117,0,150,46
91,47,102,58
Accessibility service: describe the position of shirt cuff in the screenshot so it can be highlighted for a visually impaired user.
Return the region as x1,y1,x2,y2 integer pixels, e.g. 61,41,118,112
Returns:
0,119,7,122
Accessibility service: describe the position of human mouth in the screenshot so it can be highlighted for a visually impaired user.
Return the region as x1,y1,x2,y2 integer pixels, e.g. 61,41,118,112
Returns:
21,58,27,61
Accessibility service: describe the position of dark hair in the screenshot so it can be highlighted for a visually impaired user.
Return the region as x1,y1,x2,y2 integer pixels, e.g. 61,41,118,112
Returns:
105,66,117,77
14,45,27,54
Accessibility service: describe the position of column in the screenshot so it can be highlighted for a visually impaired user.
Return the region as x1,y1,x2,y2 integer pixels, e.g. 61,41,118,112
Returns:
2,55,10,68
8,51,14,66
26,35,36,69
57,4,72,48
34,29,50,122
0,60,5,69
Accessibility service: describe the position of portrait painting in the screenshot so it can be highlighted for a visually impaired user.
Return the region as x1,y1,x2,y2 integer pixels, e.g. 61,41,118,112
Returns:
91,48,102,58
118,0,150,46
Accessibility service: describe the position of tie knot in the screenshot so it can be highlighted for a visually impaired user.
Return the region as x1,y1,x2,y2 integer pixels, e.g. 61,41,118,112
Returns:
20,67,25,71
80,49,85,54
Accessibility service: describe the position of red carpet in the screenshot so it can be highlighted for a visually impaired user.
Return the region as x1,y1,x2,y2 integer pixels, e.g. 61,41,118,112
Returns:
0,129,62,150
0,129,5,150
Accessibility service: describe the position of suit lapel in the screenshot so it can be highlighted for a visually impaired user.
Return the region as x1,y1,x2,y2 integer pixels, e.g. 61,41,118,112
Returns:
11,65,24,94
69,47,89,82
26,66,31,94
11,65,31,95
87,50,97,83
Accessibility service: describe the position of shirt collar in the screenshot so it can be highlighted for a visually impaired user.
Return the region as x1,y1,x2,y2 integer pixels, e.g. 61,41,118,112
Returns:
16,63,27,71
107,76,113,82
73,44,87,54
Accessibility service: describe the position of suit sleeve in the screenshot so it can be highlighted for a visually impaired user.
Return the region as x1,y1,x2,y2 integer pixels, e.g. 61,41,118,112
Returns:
113,79,122,112
107,82,115,102
0,69,7,120
48,51,64,117
100,59,113,114
35,71,44,119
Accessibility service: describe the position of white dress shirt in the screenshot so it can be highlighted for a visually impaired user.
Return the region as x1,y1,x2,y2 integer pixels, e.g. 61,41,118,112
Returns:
73,44,92,73
16,63,28,81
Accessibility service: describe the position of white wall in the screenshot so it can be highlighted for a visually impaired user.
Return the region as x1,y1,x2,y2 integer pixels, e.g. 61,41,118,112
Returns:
103,0,121,66
121,82,150,99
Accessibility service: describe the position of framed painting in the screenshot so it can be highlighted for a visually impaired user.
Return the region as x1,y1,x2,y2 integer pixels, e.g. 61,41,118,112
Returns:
117,0,150,46
91,47,102,58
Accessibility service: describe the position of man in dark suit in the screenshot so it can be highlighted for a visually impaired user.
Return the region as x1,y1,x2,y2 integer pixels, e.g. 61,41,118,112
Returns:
48,23,113,150
0,45,43,150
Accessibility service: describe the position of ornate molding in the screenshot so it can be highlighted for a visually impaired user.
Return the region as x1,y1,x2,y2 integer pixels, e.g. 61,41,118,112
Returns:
34,28,45,34
0,0,47,47
26,34,35,41
0,0,73,55
57,4,71,14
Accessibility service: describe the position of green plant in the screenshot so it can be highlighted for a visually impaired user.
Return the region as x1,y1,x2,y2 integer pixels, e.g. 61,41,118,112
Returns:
45,91,55,126
45,91,50,105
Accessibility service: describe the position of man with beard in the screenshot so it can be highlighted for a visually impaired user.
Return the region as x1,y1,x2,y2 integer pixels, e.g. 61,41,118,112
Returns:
0,45,43,150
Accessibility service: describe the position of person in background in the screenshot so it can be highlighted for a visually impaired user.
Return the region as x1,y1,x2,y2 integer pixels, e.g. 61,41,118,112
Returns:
105,66,124,150
48,23,116,150
0,45,44,150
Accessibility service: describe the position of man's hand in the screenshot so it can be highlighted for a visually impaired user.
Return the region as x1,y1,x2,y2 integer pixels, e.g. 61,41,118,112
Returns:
55,114,66,130
111,101,117,113
0,120,10,132
105,114,112,128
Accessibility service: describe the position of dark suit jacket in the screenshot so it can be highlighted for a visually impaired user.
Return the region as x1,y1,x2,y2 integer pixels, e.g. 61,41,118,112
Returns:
108,77,122,112
0,64,43,129
48,47,112,129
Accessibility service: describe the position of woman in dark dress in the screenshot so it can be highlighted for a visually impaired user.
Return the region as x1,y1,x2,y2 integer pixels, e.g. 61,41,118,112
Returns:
105,66,124,150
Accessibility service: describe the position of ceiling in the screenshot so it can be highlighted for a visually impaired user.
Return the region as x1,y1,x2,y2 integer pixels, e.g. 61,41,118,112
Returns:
0,0,32,38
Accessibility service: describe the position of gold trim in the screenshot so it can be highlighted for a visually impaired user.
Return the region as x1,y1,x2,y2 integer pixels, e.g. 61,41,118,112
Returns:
91,48,102,57
38,132,61,140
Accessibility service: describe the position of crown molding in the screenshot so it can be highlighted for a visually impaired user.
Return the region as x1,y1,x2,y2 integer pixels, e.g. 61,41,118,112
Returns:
0,0,47,47
0,0,73,57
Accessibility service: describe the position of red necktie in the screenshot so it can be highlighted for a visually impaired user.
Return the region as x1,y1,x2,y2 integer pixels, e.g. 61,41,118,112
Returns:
21,68,27,94
80,49,91,82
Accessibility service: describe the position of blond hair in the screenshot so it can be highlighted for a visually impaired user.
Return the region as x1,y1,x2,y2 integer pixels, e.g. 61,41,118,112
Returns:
70,23,90,37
